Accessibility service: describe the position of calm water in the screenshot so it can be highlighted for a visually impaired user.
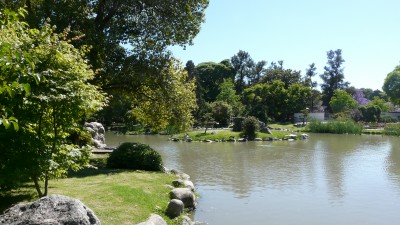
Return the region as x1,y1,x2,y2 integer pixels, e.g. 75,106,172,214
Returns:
105,132,400,225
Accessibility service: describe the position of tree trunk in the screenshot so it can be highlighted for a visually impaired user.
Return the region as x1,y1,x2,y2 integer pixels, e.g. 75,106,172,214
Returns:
32,176,44,197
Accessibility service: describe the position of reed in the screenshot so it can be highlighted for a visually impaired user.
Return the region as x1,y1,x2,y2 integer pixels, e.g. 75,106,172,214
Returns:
308,119,363,134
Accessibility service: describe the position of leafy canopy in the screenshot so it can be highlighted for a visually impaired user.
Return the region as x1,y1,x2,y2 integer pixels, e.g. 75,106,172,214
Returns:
383,65,400,105
0,8,107,197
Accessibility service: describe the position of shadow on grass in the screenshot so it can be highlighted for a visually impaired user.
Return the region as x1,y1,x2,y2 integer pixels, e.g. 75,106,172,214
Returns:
0,185,37,213
67,167,123,178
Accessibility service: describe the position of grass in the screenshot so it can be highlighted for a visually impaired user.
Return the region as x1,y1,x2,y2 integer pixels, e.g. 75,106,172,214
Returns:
0,154,182,225
307,119,363,134
175,127,297,141
384,123,400,136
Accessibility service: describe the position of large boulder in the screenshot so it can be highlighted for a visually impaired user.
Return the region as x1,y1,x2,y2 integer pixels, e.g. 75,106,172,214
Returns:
84,122,106,148
0,195,100,225
166,199,184,218
181,216,195,225
136,214,167,225
169,188,196,209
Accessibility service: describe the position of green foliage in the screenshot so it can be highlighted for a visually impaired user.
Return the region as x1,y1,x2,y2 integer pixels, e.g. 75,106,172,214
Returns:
384,123,400,136
210,101,232,127
367,96,390,112
195,61,235,102
231,50,255,94
383,65,400,105
232,117,245,132
129,60,197,132
307,119,362,134
260,61,302,88
243,80,311,122
2,0,208,133
107,142,163,171
216,79,243,116
330,90,358,114
320,49,349,112
240,116,260,140
359,105,381,122
0,8,106,197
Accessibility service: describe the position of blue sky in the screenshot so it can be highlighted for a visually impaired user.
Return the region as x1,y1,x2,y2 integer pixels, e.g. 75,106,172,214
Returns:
169,0,400,90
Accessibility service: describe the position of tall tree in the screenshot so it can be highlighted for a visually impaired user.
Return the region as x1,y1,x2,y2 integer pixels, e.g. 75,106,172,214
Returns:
195,61,235,102
231,50,254,94
249,60,267,84
304,63,318,111
383,65,400,104
320,49,349,112
260,61,302,88
2,0,209,130
216,79,243,117
0,9,106,196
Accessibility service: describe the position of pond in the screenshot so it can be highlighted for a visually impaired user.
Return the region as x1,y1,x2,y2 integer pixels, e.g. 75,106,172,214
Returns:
105,132,400,225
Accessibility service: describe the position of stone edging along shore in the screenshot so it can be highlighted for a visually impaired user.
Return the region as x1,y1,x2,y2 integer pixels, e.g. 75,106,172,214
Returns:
136,168,197,225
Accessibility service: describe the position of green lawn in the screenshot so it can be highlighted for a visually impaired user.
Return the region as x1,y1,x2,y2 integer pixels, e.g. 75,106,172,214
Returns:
175,127,299,141
0,159,182,225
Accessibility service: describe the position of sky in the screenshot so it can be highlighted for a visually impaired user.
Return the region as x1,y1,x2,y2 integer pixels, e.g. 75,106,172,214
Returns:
169,0,400,90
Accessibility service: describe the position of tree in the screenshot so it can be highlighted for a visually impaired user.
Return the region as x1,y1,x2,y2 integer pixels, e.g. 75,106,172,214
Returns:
195,61,235,102
359,105,381,122
0,9,106,196
210,101,232,127
2,0,209,130
231,50,255,94
241,116,260,140
216,79,243,116
353,89,370,106
320,49,349,112
249,60,267,84
330,90,357,115
260,61,302,88
304,63,318,111
383,65,400,104
128,60,198,132
242,81,310,122
368,96,390,112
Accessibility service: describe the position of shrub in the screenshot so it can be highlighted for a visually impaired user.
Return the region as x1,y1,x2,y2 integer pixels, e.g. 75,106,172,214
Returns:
308,119,362,134
241,116,260,140
384,123,400,136
107,142,163,171
232,117,245,132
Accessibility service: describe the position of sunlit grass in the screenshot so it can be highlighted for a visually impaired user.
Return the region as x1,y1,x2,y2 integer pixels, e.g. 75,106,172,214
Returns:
175,128,295,141
0,165,181,225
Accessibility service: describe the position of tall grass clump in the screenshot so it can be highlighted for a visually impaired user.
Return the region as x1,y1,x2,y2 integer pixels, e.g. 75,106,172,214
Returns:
384,123,400,136
308,119,362,134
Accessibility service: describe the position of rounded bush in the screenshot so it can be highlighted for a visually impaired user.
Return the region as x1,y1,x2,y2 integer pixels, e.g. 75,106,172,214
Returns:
241,116,260,140
107,142,163,171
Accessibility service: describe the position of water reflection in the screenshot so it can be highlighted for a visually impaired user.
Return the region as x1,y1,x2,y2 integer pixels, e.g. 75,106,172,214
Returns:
105,133,400,225
386,137,400,192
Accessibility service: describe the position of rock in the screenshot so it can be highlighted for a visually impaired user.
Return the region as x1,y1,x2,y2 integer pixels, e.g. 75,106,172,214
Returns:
136,214,167,225
166,199,184,218
181,216,195,225
84,122,106,148
172,180,194,191
164,184,174,190
254,138,263,141
183,180,195,191
169,188,196,209
170,169,190,180
0,194,100,225
172,180,185,187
